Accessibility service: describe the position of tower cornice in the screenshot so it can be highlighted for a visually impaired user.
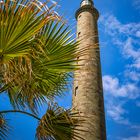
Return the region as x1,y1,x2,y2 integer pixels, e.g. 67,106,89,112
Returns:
75,5,99,20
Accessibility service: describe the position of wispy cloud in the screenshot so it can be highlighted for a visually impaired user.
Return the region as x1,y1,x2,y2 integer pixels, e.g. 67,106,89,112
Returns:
100,14,140,126
99,14,140,37
124,70,140,82
99,14,140,70
122,38,140,59
136,101,140,107
121,134,140,140
103,75,139,125
131,125,140,129
103,74,140,124
133,0,140,10
106,101,130,125
103,75,139,99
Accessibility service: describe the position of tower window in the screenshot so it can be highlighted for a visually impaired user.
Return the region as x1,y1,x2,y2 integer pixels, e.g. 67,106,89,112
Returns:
77,56,79,64
78,15,81,18
78,32,81,38
75,86,78,96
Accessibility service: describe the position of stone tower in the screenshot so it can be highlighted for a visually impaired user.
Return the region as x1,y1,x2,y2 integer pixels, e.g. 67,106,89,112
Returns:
73,0,106,139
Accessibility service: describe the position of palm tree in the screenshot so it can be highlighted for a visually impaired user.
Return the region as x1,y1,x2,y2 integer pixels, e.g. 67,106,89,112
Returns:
0,0,85,139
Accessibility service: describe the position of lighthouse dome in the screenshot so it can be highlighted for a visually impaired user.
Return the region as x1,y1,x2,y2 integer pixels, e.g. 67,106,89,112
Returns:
80,0,93,7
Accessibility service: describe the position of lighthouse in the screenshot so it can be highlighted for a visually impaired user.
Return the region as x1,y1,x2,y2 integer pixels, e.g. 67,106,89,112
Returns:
73,0,106,139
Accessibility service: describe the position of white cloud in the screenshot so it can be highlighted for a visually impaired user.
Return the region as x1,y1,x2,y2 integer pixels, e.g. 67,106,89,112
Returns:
132,58,140,69
103,74,140,124
123,38,140,69
123,38,140,59
136,101,140,107
124,70,140,82
133,0,140,10
106,102,130,125
100,14,140,126
99,14,140,37
136,31,140,37
103,75,140,126
103,75,139,99
131,125,140,129
122,134,140,140
99,14,140,70
119,124,140,139
103,75,139,125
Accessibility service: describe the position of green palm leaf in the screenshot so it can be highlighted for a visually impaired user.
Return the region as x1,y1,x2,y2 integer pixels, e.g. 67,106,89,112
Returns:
0,0,86,139
0,0,61,112
36,103,85,140
32,21,81,96
0,20,83,113
0,0,58,63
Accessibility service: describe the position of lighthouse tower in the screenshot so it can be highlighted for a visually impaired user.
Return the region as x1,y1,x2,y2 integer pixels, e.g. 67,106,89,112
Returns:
73,0,106,139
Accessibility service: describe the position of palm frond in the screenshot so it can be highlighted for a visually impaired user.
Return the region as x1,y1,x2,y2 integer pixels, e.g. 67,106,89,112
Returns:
0,113,10,140
31,21,83,97
0,0,86,114
0,0,59,63
0,0,59,112
0,20,84,113
36,103,85,140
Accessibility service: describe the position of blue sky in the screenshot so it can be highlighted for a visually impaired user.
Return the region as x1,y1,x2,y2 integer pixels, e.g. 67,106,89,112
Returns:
0,0,140,140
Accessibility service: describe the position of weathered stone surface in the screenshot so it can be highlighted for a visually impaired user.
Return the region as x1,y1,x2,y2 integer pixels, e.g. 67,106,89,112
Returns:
73,2,106,140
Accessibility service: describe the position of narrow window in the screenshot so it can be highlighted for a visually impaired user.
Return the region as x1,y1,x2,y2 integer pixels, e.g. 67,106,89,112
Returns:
78,32,81,38
79,15,81,18
77,56,79,64
75,86,78,96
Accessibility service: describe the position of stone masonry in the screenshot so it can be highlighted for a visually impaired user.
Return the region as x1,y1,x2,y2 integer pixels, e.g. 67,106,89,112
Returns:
72,0,106,140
